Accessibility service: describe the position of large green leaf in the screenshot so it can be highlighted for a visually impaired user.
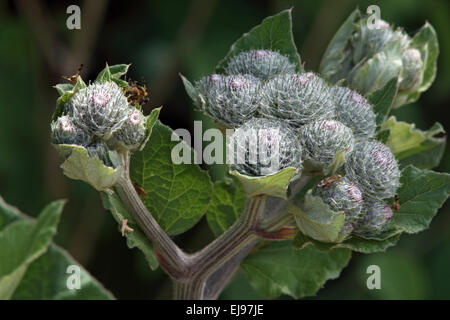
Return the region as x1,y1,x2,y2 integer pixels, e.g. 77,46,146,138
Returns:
0,199,64,299
12,245,113,300
391,166,450,234
215,9,302,73
319,9,360,82
241,241,351,299
0,196,113,300
130,121,213,236
206,177,245,236
381,116,446,169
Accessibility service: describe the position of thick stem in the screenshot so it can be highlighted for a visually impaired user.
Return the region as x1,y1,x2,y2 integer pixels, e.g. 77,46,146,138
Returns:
114,150,311,299
114,155,192,281
202,175,311,299
174,196,266,299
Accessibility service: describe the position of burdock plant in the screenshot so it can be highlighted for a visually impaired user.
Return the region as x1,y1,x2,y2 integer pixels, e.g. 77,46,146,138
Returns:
2,8,447,302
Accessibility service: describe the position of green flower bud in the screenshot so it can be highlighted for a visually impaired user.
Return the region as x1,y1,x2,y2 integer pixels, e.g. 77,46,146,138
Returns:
111,109,147,150
354,200,393,236
51,115,90,146
313,176,364,225
299,120,354,169
331,85,376,140
70,81,130,138
225,50,296,80
399,48,424,91
352,19,409,63
259,72,336,127
195,74,261,127
86,142,113,167
345,141,400,200
228,118,302,176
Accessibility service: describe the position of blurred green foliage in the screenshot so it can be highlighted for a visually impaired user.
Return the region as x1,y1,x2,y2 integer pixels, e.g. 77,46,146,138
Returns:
0,0,449,299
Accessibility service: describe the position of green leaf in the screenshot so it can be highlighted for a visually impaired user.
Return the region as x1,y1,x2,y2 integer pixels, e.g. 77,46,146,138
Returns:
139,107,161,152
179,74,202,110
52,76,86,122
0,196,113,300
0,199,64,299
241,241,351,299
108,64,131,79
102,191,159,270
381,116,446,169
130,121,213,236
230,167,298,199
342,234,401,253
12,245,113,300
215,9,302,73
391,165,450,234
288,190,345,243
54,83,74,96
367,77,398,127
56,145,123,191
319,8,360,82
206,177,245,236
292,229,401,254
95,63,112,83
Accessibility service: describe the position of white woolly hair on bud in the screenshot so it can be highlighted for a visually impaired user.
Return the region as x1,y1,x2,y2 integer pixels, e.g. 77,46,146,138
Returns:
195,74,261,128
313,176,364,225
299,119,354,168
354,200,394,236
345,140,401,200
111,109,147,151
225,49,296,80
259,72,336,127
399,48,424,91
70,81,130,138
51,115,90,146
227,117,302,176
331,85,377,140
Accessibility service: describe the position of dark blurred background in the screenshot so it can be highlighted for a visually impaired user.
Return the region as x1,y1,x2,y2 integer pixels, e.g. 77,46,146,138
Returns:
0,0,449,299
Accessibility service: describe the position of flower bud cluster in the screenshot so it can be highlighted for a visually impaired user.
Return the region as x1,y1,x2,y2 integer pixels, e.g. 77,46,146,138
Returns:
51,80,148,166
191,49,400,237
321,15,428,104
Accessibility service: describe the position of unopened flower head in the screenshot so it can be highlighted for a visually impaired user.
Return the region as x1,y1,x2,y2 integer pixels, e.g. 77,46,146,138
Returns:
345,141,400,200
259,72,336,127
313,176,364,225
227,118,302,176
354,200,394,236
51,115,90,146
399,48,424,91
331,85,376,140
70,81,130,138
195,74,261,128
225,50,296,80
111,109,147,150
299,119,354,169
